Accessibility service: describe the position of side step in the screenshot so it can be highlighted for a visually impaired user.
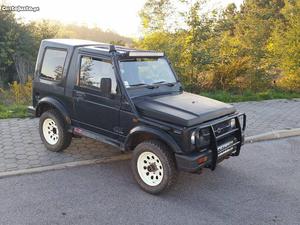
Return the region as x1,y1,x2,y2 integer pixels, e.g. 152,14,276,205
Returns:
72,127,121,149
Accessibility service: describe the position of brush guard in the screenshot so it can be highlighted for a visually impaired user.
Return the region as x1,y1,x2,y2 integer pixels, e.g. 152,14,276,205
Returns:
195,113,246,170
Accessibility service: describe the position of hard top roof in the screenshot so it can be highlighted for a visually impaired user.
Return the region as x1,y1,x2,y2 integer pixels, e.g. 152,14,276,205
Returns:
42,39,163,56
43,39,100,46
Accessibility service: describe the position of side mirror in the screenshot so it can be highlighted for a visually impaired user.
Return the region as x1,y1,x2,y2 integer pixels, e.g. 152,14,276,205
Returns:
101,78,112,96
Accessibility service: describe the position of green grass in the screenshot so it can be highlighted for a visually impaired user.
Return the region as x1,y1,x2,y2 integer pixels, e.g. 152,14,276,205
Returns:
199,89,300,102
0,104,28,119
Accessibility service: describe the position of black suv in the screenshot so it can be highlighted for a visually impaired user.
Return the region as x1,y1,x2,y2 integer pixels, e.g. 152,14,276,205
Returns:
28,39,246,194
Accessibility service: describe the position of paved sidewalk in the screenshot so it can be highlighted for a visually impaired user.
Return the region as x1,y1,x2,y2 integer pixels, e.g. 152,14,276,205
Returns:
0,99,299,173
232,98,300,136
0,118,121,172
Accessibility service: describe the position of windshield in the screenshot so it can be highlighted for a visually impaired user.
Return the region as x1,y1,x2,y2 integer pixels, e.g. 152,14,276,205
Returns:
119,57,176,88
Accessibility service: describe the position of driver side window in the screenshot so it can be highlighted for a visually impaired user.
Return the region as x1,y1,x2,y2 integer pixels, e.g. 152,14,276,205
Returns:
79,56,117,94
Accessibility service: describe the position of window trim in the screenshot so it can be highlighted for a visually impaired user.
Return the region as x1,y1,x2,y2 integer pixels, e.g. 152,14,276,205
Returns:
78,55,117,94
39,47,68,83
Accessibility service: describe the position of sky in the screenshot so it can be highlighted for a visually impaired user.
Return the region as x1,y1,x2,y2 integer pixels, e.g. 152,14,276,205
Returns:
4,0,244,37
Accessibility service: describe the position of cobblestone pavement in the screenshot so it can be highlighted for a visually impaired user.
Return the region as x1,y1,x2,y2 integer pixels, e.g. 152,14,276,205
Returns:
0,99,299,173
0,118,121,172
233,99,300,136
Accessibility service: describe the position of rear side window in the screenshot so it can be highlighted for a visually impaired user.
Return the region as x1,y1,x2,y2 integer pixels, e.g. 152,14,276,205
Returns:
40,48,67,81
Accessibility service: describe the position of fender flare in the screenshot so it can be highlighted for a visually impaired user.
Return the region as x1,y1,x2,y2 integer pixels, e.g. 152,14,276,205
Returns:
124,125,182,153
36,97,71,125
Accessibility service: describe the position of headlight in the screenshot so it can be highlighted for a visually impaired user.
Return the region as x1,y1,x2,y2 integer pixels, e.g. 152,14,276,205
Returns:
230,118,236,128
191,131,196,145
191,128,210,147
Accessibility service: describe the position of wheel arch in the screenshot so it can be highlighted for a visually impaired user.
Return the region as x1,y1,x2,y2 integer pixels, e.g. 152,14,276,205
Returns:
124,125,182,154
36,97,71,126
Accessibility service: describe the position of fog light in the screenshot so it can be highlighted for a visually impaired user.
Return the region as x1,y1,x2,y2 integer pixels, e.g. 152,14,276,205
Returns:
197,156,208,164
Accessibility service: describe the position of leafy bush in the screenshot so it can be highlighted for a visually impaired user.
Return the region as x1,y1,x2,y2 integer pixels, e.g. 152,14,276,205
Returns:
0,78,32,105
0,79,32,118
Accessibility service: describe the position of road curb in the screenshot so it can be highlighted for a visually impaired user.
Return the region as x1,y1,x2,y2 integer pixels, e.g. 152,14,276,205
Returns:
0,153,131,179
1,128,300,179
245,128,300,143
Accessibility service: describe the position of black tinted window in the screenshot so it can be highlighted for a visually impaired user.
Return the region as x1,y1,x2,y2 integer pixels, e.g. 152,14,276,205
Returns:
80,56,117,94
40,49,67,81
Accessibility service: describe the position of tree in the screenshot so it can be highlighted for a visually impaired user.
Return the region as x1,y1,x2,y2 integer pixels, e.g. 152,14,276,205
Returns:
136,0,290,92
139,0,173,34
0,11,57,84
0,9,19,84
268,0,300,91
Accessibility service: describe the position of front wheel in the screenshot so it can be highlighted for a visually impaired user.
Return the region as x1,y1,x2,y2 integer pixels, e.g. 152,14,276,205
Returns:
39,109,72,152
131,140,178,194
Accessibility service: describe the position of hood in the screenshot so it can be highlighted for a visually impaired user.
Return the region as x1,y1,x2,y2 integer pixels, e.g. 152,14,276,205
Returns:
134,92,236,127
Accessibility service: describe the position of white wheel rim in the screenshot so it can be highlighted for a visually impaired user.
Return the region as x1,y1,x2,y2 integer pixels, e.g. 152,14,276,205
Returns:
137,151,164,186
42,118,59,145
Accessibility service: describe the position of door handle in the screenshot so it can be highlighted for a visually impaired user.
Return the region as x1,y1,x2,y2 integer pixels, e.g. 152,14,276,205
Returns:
74,92,86,99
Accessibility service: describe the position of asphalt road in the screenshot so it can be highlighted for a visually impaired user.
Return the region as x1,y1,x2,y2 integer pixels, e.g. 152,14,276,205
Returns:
0,137,299,225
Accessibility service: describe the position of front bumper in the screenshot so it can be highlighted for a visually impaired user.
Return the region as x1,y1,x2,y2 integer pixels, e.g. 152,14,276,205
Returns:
175,145,240,172
175,151,212,172
175,113,246,172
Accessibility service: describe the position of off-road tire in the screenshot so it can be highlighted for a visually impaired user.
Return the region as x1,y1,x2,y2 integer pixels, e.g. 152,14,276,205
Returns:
39,109,72,152
131,140,178,194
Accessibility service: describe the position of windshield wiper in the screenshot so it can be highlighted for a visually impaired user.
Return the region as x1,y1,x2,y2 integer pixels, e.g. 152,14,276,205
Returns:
129,83,147,87
153,81,176,87
129,83,158,89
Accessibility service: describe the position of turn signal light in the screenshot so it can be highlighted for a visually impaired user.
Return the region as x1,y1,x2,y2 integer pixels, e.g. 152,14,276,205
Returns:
197,156,208,164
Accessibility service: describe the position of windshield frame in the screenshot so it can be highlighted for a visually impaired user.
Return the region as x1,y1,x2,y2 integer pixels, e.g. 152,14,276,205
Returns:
118,56,179,89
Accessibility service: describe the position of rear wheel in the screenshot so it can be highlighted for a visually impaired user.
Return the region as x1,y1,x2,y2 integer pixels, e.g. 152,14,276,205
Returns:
132,140,177,194
39,109,72,152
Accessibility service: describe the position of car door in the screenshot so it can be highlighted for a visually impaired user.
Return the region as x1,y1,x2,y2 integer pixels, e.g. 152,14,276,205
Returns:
72,54,120,140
